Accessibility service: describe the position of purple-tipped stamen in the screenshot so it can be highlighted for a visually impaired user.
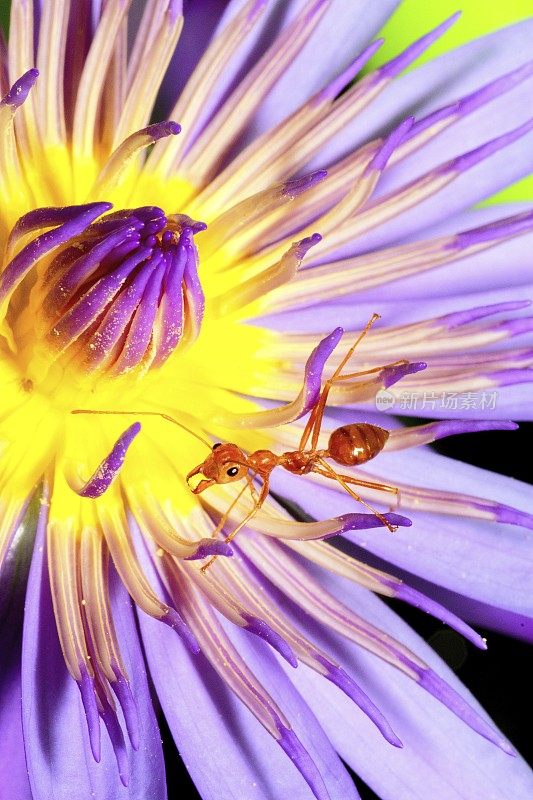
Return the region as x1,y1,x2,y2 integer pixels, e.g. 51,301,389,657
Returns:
365,116,415,174
301,325,344,413
386,582,487,650
1,68,39,108
281,170,328,198
111,667,141,751
449,209,533,250
382,361,427,389
442,118,533,176
162,606,201,655
408,58,533,141
275,719,330,800
78,670,101,762
241,613,298,667
323,512,412,538
416,668,516,755
76,423,141,498
438,300,531,329
315,654,403,747
37,208,206,370
184,539,234,561
378,13,461,79
99,695,130,787
0,203,112,303
315,38,385,104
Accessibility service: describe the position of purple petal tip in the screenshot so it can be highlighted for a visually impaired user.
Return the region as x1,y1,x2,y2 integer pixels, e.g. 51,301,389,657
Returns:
282,170,327,197
242,614,298,667
382,361,426,389
332,512,411,535
77,423,141,498
276,722,329,800
367,116,414,173
163,607,201,654
294,233,322,258
1,68,39,108
418,667,516,755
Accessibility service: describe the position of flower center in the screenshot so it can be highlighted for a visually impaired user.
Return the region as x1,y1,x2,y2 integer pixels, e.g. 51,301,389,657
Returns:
5,205,206,394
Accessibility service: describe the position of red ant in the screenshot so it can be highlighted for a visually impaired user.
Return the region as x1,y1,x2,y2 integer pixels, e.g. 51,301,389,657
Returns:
74,315,402,572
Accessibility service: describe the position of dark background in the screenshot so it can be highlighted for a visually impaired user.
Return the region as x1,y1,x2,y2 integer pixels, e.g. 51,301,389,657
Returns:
163,423,533,799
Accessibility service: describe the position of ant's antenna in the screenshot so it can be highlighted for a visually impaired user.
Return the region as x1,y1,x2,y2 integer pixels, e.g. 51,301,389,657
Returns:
72,409,212,449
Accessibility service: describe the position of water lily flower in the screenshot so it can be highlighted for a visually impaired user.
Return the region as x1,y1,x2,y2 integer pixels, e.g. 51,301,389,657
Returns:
0,1,532,799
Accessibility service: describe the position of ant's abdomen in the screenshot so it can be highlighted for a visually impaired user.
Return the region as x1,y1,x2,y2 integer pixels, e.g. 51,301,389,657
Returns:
328,423,389,466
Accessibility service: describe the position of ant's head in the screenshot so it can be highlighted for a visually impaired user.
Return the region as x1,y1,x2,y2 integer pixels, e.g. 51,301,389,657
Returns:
186,442,249,493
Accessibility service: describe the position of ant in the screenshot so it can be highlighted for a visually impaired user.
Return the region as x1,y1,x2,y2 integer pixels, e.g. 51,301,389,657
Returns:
74,314,403,572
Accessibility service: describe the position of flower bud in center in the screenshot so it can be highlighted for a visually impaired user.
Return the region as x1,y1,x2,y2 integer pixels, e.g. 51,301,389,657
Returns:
8,205,206,379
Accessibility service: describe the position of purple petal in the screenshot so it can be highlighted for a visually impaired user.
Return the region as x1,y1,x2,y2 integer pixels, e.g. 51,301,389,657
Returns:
135,520,359,800
21,498,167,799
278,568,533,800
0,509,35,800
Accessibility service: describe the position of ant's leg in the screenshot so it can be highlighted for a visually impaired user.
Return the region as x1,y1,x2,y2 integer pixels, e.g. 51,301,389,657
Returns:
201,478,270,573
307,315,387,452
207,481,250,542
327,360,407,383
299,401,321,451
246,473,260,503
313,457,397,532
299,314,381,452
311,465,401,505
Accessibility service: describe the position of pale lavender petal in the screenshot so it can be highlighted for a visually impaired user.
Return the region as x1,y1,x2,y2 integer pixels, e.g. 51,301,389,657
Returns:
21,498,167,800
269,444,533,629
160,0,230,114
134,520,359,800
277,568,533,800
230,0,402,140
313,20,533,252
0,665,33,800
0,509,35,800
